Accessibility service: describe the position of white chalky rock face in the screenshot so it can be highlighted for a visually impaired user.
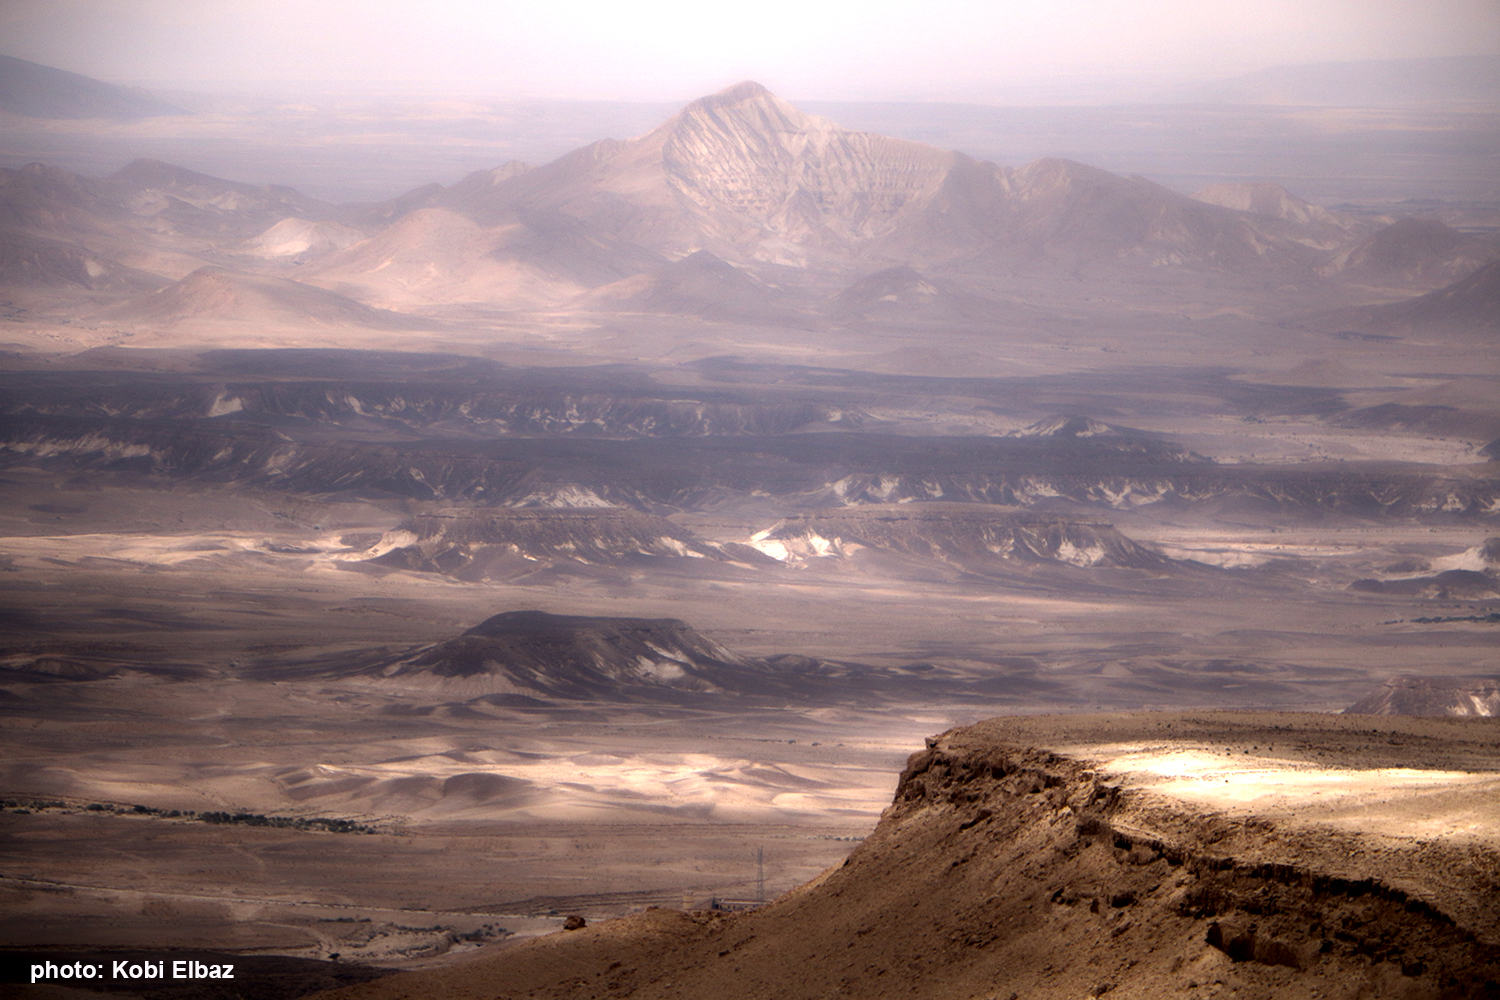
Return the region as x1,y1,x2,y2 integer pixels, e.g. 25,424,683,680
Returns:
244,217,362,257
1346,677,1500,718
363,529,419,558
361,508,727,580
745,505,1169,572
660,82,955,245
510,485,616,508
205,393,244,417
1054,539,1108,567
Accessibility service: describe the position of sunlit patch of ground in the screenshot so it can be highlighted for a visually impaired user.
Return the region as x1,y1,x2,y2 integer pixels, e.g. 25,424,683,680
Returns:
0,530,392,570
1144,523,1493,581
1080,743,1500,842
1126,415,1490,466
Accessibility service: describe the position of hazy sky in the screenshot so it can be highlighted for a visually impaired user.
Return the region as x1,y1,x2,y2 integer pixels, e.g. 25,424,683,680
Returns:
2,0,1497,101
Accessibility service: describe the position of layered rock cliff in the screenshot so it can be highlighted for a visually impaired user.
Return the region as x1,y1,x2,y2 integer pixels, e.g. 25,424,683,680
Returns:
313,712,1500,1000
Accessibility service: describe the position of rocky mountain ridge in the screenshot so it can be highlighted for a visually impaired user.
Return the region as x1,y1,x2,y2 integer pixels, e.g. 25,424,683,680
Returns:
3,82,1494,325
0,54,184,120
5,407,1495,518
748,505,1176,574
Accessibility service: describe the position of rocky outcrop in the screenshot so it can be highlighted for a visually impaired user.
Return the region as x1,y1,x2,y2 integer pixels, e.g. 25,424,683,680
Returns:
5,410,1498,517
313,712,1500,1000
1349,569,1499,599
1346,675,1500,716
1192,182,1362,234
105,158,339,241
367,508,729,580
659,82,955,255
357,610,769,699
0,361,857,439
747,504,1175,574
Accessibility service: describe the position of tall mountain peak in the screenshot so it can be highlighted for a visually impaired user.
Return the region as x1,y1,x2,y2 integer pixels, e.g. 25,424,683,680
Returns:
656,82,954,253
380,81,1423,279
668,79,824,142
691,80,774,109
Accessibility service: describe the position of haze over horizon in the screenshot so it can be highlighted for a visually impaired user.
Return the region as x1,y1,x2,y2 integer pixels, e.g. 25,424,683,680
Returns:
2,3,1499,997
1,0,1498,103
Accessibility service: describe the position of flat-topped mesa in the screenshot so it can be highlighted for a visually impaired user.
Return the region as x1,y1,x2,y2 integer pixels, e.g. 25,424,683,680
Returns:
321,712,1500,1000
880,714,1500,983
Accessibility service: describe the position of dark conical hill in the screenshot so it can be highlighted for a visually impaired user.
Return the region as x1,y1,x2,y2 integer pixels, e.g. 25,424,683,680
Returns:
365,610,767,700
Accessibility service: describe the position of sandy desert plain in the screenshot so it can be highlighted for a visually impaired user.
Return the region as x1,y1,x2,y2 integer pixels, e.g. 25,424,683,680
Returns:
0,53,1498,999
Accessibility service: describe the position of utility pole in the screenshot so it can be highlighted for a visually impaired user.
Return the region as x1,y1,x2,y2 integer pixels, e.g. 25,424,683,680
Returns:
756,846,765,903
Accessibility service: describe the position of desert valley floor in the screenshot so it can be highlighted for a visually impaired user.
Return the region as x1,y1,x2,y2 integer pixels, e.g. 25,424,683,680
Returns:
0,65,1497,999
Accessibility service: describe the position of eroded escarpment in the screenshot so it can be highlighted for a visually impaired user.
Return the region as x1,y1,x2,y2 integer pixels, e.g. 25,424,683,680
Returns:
882,738,1500,996
6,412,1498,517
314,715,1500,1000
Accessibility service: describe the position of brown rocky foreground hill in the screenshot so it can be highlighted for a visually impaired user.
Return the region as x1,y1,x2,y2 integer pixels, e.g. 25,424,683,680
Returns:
313,712,1500,1000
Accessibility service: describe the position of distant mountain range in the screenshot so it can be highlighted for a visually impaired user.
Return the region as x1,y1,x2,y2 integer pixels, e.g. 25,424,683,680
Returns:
0,54,183,119
388,82,1386,279
1,78,1495,334
1167,54,1500,107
